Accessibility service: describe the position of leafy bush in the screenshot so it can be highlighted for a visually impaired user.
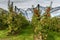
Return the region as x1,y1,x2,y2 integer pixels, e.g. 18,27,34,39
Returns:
31,6,60,40
0,11,8,30
7,13,29,35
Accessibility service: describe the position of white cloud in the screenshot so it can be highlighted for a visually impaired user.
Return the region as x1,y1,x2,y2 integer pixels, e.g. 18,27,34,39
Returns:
0,0,60,9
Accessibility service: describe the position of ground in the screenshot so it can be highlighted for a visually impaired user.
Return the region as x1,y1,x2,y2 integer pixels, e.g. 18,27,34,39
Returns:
0,26,33,40
0,26,60,40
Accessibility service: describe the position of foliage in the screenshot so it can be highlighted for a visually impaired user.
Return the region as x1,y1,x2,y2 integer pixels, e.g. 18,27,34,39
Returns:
0,3,60,40
31,6,60,40
7,13,29,35
0,11,8,30
0,9,29,35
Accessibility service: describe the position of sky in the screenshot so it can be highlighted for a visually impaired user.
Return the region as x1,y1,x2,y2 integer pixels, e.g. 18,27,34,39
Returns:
0,0,60,10
0,0,60,20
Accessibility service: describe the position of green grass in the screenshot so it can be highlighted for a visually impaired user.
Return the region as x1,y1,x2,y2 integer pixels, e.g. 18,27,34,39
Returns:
0,30,33,40
0,26,60,40
47,31,60,40
0,25,33,40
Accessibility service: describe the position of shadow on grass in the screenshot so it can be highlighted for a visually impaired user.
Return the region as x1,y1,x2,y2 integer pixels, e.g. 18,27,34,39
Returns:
13,25,34,36
20,25,33,35
47,31,60,40
47,33,55,40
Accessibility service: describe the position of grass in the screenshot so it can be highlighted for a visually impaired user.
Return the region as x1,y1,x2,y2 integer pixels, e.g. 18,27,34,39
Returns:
0,26,60,40
0,30,33,40
0,25,33,40
47,30,60,40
